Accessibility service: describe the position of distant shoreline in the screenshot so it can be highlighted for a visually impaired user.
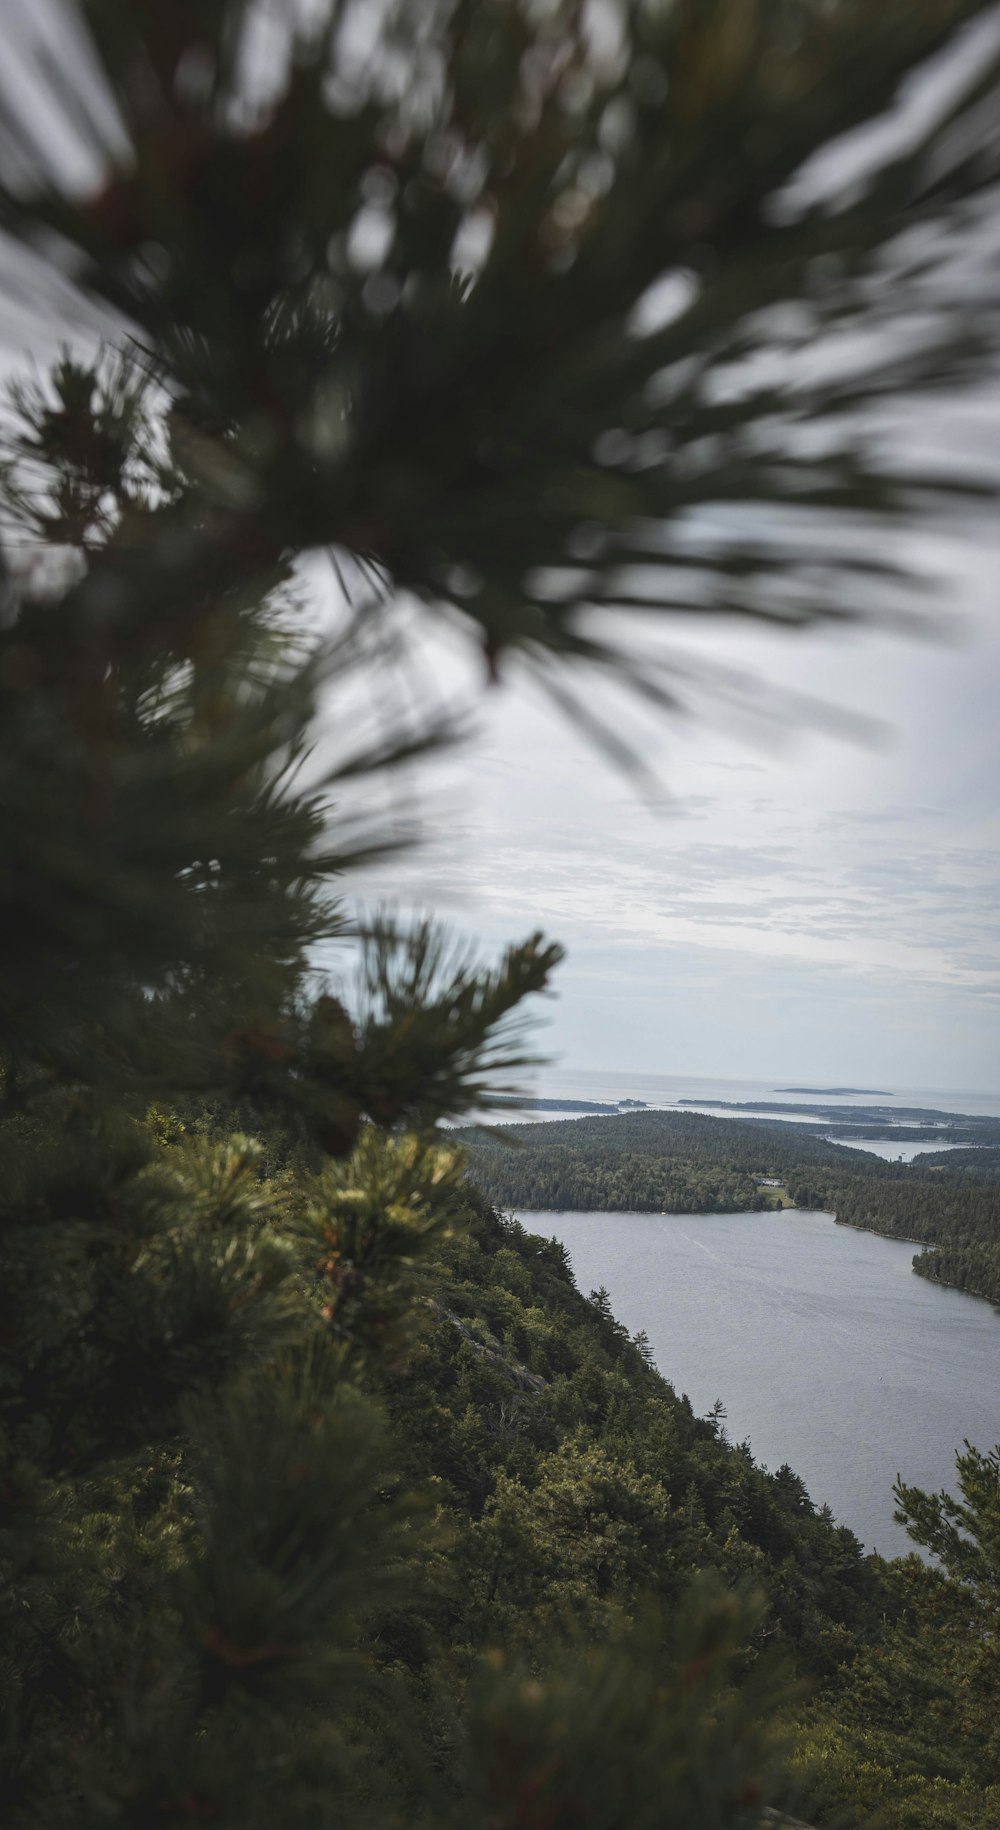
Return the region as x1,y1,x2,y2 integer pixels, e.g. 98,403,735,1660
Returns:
774,1086,893,1096
491,1096,650,1114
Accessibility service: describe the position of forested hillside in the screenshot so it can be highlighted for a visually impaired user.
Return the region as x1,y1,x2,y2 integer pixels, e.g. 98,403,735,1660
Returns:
385,1179,880,1670
463,1110,892,1213
378,1157,1000,1830
783,1147,1000,1301
39,1094,1000,1829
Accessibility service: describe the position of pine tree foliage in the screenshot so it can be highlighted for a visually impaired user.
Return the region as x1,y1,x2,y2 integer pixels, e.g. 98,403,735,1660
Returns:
2,2,1000,1825
0,341,561,1122
789,1451,1000,1826
3,2,1000,740
460,1582,793,1830
894,1440,1000,1599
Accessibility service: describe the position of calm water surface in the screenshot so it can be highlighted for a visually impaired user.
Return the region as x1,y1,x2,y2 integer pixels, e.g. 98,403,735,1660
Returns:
519,1207,1000,1558
535,1069,1000,1121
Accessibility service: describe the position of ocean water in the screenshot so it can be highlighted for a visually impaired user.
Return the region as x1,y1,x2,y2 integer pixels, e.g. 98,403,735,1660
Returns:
524,1206,1000,1557
466,1070,998,1160
531,1067,1000,1122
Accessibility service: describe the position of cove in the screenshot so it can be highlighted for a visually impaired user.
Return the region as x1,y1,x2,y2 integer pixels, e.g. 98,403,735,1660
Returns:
518,1207,1000,1558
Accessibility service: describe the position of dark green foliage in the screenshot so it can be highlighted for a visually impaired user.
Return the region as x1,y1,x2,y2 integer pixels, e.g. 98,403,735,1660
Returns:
0,1087,848,1827
909,1241,1000,1303
0,1105,447,1828
459,1584,795,1830
380,1188,882,1679
463,1107,885,1212
793,1454,1000,1828
895,1440,1000,1597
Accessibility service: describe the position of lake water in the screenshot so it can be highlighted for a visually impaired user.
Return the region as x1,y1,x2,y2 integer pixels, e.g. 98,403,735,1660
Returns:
518,1207,1000,1559
823,1137,981,1163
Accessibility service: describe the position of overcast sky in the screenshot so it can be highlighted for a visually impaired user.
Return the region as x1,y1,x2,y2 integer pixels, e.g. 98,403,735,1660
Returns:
345,549,1000,1094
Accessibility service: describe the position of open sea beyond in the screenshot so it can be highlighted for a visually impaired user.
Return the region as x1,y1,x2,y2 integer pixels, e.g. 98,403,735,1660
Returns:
527,1067,1000,1123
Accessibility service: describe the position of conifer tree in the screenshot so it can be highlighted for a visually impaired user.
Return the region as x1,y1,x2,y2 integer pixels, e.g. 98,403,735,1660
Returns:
2,2,1000,1825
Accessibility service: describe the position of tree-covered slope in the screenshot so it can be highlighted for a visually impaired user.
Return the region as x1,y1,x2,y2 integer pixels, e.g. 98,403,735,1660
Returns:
384,1177,883,1678
779,1147,1000,1301
0,1086,874,1827
462,1109,888,1213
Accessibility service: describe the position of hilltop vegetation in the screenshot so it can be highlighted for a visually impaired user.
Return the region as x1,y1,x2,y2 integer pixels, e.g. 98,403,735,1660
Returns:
385,1178,882,1671
10,1065,1000,1826
463,1109,891,1214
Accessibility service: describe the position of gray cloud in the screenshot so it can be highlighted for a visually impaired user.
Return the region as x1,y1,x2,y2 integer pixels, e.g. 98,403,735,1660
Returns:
346,606,1000,1088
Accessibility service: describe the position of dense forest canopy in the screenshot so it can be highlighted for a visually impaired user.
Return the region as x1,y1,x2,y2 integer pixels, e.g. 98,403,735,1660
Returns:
465,1107,907,1212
